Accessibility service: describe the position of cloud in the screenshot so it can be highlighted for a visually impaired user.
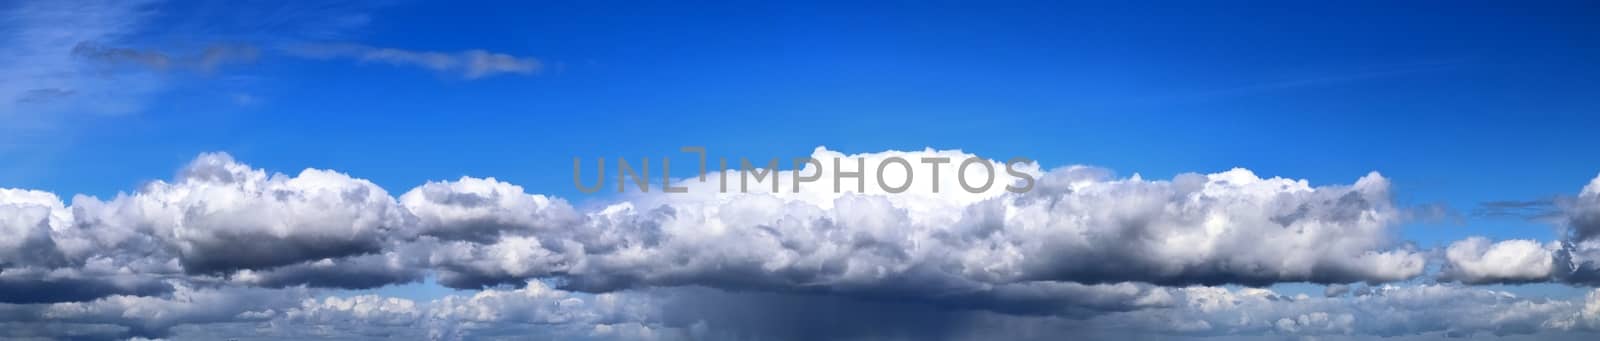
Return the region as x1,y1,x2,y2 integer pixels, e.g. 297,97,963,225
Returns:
1565,176,1600,243
68,41,261,75
1476,199,1562,220
0,0,372,129
399,177,581,243
151,282,1600,340
1441,174,1600,285
285,43,542,79
14,88,77,104
268,280,659,340
83,152,409,275
71,42,174,71
426,148,1425,298
6,149,1426,298
0,284,308,340
1106,284,1600,338
225,251,424,290
0,0,166,118
1440,237,1558,284
5,149,1600,339
0,189,174,304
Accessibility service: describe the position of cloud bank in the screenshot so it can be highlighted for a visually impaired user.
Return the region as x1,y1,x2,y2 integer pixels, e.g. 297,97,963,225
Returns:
0,148,1598,340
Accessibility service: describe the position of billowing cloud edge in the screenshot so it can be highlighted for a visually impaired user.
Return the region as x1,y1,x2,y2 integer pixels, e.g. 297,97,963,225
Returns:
2,148,1599,340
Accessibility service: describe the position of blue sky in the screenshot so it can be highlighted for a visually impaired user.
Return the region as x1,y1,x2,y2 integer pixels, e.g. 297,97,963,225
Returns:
4,1,1600,340
10,1,1597,243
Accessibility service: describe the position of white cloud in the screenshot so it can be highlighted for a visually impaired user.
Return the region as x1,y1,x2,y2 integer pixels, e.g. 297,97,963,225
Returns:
75,152,409,275
1441,237,1558,284
1441,173,1600,285
431,148,1425,295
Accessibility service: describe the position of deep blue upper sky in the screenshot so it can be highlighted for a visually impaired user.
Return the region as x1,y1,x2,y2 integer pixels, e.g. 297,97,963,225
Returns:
5,1,1599,248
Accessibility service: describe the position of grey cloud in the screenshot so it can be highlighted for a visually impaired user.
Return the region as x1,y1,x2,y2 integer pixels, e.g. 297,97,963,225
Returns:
0,284,308,340
0,189,176,304
14,88,76,104
93,152,409,275
227,251,424,289
1564,180,1600,243
1551,176,1600,285
1101,284,1600,338
196,44,261,72
1,0,165,117
706,284,1600,340
1476,199,1560,219
0,272,171,305
72,42,173,71
167,282,1600,341
1325,283,1351,297
71,42,258,74
399,177,582,243
285,43,541,79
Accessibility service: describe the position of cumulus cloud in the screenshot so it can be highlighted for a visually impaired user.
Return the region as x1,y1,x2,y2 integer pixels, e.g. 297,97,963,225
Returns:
400,177,581,243
82,152,409,275
428,148,1425,298
8,149,1423,298
6,148,1599,339
1443,174,1600,285
1556,175,1600,285
1441,237,1558,284
0,189,173,303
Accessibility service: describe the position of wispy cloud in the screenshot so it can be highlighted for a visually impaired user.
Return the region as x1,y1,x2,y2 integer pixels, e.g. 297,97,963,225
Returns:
70,41,260,73
284,43,543,79
0,0,165,118
1475,199,1562,220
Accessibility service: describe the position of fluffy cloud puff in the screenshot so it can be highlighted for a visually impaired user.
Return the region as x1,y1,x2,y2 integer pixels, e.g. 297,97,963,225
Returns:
0,189,173,303
1441,237,1559,284
82,152,409,275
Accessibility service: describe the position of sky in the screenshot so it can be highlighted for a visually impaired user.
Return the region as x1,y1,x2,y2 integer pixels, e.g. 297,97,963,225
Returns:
3,1,1600,340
